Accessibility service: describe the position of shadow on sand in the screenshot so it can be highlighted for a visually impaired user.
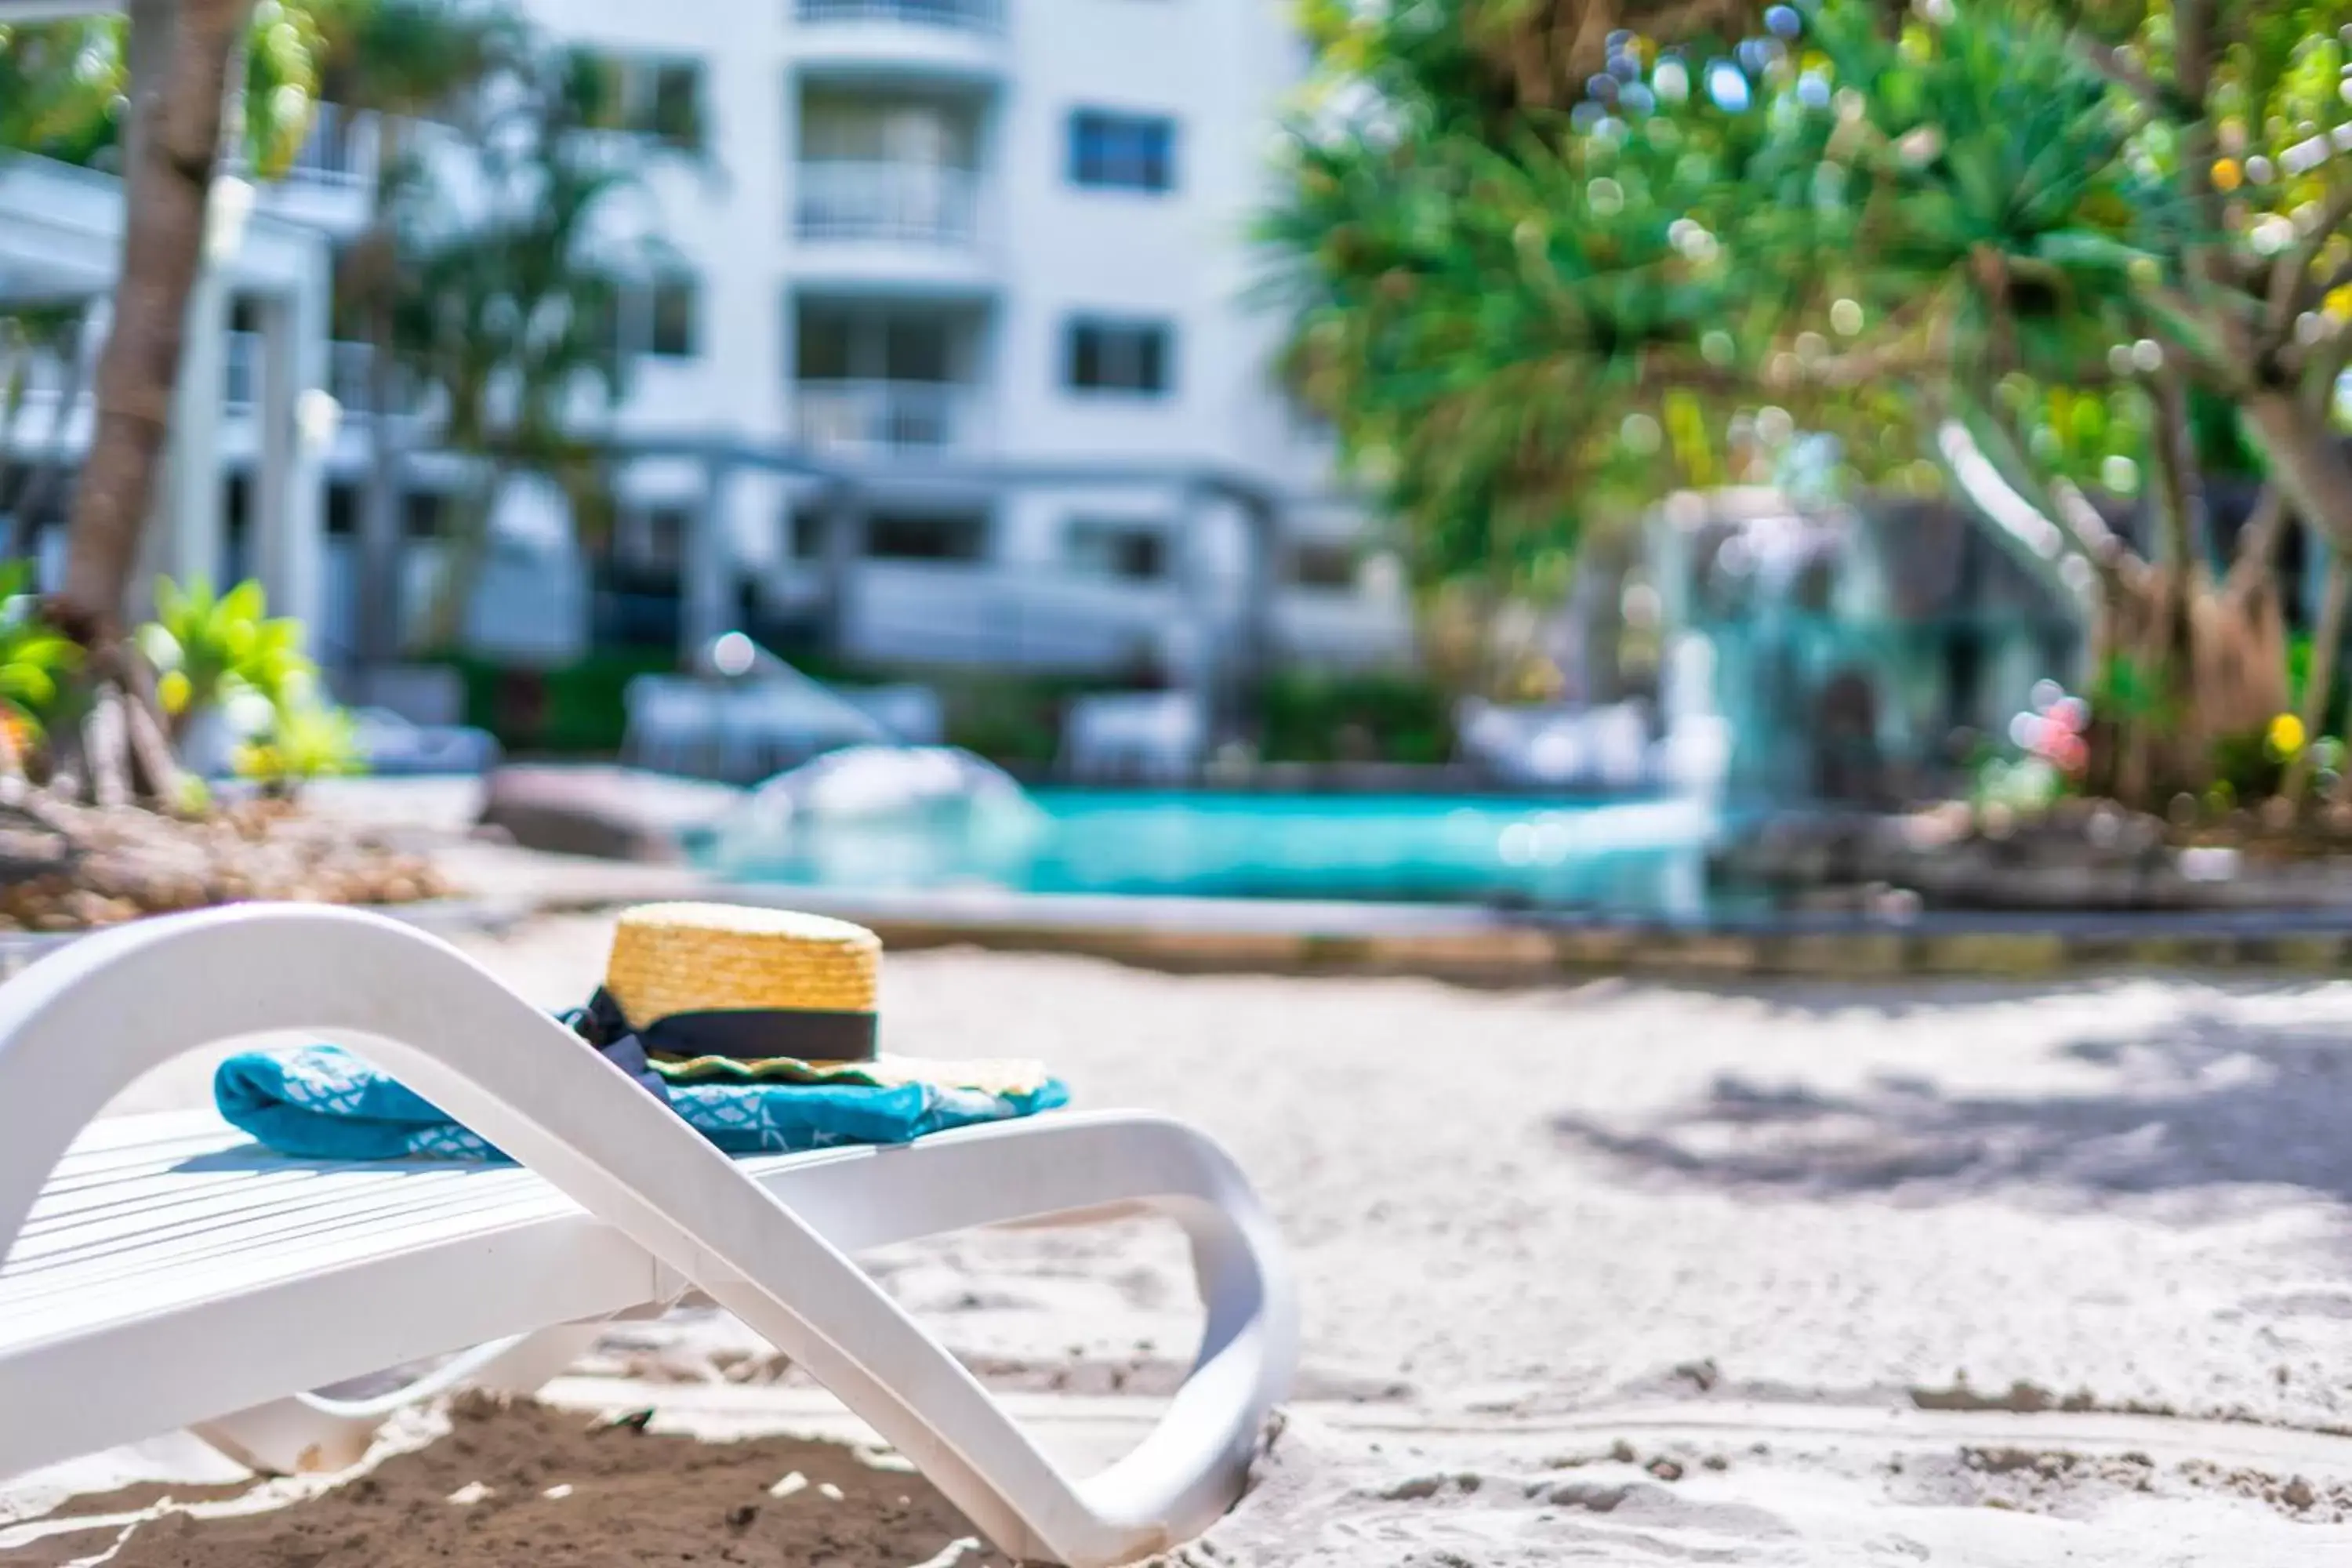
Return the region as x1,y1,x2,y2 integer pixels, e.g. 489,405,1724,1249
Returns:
1553,1004,2352,1205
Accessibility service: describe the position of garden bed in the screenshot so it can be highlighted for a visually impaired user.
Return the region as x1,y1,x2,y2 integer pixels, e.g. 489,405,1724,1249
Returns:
0,793,455,931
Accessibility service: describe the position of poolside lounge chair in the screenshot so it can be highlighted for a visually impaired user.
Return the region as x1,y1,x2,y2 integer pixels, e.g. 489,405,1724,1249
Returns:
0,905,1296,1567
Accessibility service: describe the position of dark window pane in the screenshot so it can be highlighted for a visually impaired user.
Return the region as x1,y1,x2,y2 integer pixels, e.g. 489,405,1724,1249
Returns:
579,283,623,369
1065,318,1172,394
883,316,950,382
1121,531,1165,579
650,63,702,148
797,310,855,379
325,483,358,538
790,508,828,560
1290,542,1357,590
650,277,697,358
1067,322,1101,388
403,491,447,539
867,511,986,561
633,506,689,572
1067,519,1167,581
568,53,614,129
1069,110,1175,192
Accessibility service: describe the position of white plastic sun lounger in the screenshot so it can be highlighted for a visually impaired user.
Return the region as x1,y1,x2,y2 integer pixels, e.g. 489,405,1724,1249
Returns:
0,905,1297,1567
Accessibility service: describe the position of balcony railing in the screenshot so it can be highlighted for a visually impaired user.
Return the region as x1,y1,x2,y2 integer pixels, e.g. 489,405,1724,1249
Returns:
795,379,971,452
794,160,978,246
794,0,1002,32
223,334,408,417
288,103,375,187
227,102,377,191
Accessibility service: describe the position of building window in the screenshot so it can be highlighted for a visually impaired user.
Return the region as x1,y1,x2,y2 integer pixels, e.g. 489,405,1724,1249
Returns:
648,275,698,359
404,491,449,539
599,273,702,364
1065,518,1167,582
1288,541,1359,590
617,506,689,575
1065,318,1173,395
1067,110,1174,193
868,511,988,561
579,53,705,150
325,482,359,538
795,304,957,383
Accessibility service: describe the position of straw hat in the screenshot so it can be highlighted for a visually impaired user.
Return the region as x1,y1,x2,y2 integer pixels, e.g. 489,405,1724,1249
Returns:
593,902,1047,1096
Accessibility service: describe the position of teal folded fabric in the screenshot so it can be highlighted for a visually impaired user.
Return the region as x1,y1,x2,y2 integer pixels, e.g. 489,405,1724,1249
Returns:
213,1043,1069,1163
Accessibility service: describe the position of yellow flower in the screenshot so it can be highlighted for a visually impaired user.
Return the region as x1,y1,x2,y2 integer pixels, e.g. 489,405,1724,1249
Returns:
157,669,192,717
2212,158,2243,192
2269,712,2307,757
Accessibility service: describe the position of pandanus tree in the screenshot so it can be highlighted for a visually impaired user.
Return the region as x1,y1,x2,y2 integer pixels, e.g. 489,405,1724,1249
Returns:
1268,0,2352,808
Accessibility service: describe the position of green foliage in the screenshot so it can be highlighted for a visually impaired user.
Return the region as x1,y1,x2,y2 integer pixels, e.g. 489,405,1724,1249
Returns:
140,576,318,727
2,2,381,176
317,0,518,122
1255,670,1454,764
445,649,673,754
0,561,78,734
1267,0,2352,603
2208,725,2290,804
234,700,365,794
0,16,122,165
940,677,1099,768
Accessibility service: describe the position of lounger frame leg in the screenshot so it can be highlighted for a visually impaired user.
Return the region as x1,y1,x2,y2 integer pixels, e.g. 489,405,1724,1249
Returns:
0,906,1298,1567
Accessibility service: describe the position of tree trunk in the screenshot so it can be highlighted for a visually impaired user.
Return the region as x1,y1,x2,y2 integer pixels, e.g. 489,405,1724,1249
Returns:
2143,375,2207,785
354,114,406,674
419,466,499,652
53,0,254,645
2241,390,2352,561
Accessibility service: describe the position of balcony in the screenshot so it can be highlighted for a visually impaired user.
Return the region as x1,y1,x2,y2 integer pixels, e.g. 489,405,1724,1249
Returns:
283,103,377,189
234,103,379,237
796,0,1001,30
223,333,411,420
790,0,1007,82
795,379,976,455
794,160,979,246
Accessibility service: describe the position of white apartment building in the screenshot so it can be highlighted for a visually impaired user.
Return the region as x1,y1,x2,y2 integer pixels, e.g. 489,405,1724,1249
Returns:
0,0,1412,696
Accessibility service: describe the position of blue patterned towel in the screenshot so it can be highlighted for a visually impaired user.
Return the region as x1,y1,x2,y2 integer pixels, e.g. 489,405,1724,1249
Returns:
214,1044,1070,1163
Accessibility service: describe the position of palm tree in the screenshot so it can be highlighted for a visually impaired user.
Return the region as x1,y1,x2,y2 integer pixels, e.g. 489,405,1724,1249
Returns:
317,0,517,673
55,0,246,648
38,0,254,803
2,0,349,802
385,43,663,649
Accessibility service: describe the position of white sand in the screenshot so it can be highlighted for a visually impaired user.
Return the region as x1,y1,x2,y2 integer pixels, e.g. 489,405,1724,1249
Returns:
64,917,2352,1559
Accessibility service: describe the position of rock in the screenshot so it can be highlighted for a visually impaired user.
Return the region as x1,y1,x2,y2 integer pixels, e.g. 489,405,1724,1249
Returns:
476,766,738,863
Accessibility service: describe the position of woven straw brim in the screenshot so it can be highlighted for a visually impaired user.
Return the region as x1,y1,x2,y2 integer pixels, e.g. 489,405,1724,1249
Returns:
604,902,880,1028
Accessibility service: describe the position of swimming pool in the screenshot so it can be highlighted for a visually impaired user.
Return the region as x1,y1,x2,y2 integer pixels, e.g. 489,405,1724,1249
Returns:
708,789,1723,913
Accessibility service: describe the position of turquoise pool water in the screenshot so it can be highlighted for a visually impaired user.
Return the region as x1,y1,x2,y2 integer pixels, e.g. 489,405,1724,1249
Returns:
711,789,1722,912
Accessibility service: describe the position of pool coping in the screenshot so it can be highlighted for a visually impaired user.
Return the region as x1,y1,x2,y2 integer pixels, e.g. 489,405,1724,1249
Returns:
9,879,2352,982
709,882,2352,980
